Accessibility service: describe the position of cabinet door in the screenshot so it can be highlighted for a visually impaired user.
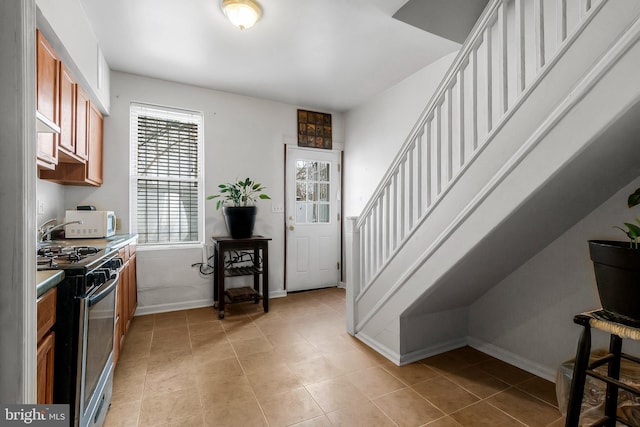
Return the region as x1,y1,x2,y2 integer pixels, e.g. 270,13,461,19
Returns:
58,63,77,160
36,288,56,342
121,261,130,334
36,30,59,168
86,103,103,185
128,254,137,321
113,315,120,366
36,332,55,404
75,86,90,161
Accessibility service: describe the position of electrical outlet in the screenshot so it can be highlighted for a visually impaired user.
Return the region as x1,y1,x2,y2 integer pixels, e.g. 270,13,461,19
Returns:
116,218,122,230
37,200,45,215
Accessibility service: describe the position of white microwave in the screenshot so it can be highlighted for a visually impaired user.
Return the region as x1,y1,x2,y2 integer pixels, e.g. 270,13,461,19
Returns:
65,210,116,238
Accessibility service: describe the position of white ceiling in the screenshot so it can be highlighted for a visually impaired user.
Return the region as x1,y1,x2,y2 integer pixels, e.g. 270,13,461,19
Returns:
79,0,461,112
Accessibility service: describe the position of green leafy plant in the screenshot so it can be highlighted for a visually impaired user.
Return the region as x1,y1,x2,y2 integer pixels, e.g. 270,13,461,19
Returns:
614,188,640,248
207,177,271,210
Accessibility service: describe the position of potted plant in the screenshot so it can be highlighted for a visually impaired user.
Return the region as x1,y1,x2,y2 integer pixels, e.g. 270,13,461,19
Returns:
588,188,640,322
207,177,270,239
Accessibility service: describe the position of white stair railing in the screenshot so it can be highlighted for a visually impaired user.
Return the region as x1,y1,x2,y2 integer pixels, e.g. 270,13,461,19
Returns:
348,0,607,314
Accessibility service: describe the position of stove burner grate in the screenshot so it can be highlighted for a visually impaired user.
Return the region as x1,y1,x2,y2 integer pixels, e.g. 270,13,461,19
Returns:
37,245,99,266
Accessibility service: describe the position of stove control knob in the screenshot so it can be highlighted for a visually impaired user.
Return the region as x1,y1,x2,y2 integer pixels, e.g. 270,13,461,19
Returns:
99,268,112,281
110,258,123,270
87,272,103,288
89,270,108,287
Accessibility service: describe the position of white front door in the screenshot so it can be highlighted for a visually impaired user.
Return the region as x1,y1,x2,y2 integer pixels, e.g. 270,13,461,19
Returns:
286,146,341,292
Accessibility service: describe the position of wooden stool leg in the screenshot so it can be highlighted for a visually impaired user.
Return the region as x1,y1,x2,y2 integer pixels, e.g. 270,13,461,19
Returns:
566,323,591,427
604,334,622,426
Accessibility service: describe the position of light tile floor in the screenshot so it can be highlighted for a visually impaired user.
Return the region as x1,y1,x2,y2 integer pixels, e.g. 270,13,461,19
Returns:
104,287,565,427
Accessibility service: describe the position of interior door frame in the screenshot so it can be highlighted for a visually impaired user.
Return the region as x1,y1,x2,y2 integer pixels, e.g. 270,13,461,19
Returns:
283,143,343,292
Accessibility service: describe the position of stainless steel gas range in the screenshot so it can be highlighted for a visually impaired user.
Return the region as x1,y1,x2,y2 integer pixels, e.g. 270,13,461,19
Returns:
38,242,124,427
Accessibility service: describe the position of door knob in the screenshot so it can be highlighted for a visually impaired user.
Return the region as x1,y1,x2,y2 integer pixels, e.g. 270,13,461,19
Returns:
289,225,295,231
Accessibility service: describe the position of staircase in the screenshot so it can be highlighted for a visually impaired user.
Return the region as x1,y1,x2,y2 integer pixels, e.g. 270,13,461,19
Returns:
346,0,640,369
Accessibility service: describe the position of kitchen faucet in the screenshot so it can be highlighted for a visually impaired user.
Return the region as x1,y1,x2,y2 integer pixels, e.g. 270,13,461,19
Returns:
38,219,83,242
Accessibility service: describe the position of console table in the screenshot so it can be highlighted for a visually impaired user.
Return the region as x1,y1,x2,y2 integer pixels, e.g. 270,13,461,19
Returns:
212,236,270,319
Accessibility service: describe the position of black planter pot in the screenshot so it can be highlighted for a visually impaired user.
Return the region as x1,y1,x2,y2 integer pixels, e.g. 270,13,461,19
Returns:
223,206,257,239
588,240,640,321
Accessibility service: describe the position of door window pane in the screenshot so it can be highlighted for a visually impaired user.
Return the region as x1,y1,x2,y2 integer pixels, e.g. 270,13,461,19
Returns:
319,183,329,202
319,163,329,181
318,204,330,223
296,203,307,223
309,204,318,223
295,160,330,224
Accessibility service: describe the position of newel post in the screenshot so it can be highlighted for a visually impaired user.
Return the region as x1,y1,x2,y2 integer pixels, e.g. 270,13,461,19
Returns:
345,216,360,335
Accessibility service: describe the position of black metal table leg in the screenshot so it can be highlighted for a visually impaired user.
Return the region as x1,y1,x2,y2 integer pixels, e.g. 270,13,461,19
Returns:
262,241,268,313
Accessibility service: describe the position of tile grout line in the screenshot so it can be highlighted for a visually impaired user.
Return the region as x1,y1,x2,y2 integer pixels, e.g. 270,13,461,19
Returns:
185,317,209,426
227,314,272,427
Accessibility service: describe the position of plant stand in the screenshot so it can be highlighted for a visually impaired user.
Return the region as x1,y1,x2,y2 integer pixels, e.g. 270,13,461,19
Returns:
212,235,271,319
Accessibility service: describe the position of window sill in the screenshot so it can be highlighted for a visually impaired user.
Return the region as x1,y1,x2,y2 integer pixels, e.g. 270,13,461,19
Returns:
137,242,204,252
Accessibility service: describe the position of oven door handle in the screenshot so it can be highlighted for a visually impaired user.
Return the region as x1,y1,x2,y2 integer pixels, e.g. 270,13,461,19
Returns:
88,273,119,307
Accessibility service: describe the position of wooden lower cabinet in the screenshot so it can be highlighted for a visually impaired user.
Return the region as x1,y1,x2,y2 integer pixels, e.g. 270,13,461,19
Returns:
37,332,55,404
36,287,56,404
113,241,138,367
113,315,120,366
128,253,137,327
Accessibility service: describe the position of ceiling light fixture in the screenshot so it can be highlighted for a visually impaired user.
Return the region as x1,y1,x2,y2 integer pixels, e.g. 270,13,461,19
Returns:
221,0,262,30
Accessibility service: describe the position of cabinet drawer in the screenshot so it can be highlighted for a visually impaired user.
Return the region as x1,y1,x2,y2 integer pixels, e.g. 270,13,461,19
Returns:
37,288,56,343
118,247,129,263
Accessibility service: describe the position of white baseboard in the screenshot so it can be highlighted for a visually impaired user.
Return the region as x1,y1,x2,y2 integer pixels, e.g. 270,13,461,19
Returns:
356,331,401,365
355,332,558,379
134,291,288,316
134,299,213,316
338,281,346,289
399,337,468,365
467,336,556,382
270,290,287,299
356,333,466,367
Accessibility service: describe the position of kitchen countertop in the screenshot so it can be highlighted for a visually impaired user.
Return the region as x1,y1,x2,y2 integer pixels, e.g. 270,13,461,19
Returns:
41,233,137,253
36,270,64,298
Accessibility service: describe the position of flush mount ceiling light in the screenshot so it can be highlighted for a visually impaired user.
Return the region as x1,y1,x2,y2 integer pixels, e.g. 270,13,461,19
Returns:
221,0,262,30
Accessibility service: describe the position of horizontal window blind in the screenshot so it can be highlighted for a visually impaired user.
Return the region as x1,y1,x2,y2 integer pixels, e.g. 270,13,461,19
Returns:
130,103,203,245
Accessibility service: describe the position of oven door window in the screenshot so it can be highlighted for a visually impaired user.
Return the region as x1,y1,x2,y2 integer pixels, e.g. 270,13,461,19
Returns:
83,276,117,413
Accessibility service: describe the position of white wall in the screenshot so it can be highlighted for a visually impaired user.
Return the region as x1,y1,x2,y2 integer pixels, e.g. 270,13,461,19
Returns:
36,179,65,226
64,71,345,313
469,176,640,379
344,51,457,217
36,0,110,112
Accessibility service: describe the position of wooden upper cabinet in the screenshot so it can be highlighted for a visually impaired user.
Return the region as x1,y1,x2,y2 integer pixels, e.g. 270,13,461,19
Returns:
75,86,90,161
57,62,80,162
87,103,104,185
36,30,59,169
37,30,104,186
39,101,103,186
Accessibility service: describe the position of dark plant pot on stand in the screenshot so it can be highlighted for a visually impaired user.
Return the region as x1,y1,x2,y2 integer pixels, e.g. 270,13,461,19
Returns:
589,240,640,322
223,206,257,239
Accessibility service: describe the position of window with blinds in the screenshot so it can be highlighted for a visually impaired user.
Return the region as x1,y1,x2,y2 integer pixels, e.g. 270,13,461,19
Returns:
130,103,203,245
